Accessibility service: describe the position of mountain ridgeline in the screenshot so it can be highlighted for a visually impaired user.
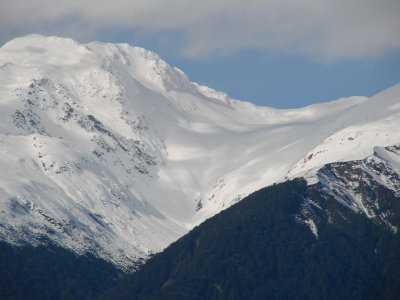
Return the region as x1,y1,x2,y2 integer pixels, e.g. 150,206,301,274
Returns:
1,35,400,270
1,35,400,299
101,162,400,300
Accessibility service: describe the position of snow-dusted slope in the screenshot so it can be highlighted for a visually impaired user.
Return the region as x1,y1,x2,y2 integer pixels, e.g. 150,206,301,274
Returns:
287,83,400,178
0,35,399,269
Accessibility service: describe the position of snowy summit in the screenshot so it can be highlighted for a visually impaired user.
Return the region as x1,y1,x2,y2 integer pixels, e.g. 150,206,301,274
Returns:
1,35,400,269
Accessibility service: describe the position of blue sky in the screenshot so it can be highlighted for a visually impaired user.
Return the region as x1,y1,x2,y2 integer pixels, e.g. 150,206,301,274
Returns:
146,46,400,108
1,0,399,108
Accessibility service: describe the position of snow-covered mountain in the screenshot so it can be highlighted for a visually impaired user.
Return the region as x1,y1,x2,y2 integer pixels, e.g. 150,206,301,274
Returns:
1,35,399,270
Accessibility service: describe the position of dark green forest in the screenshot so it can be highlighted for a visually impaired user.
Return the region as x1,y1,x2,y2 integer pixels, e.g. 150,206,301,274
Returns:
100,179,400,300
0,241,122,300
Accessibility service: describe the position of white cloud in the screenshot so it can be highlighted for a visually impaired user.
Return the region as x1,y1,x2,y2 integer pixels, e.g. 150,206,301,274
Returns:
1,0,400,61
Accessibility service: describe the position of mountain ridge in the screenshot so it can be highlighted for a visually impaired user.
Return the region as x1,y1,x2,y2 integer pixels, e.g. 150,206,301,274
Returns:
0,34,399,269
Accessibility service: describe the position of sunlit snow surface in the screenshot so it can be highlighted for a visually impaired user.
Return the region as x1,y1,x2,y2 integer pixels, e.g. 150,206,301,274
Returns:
1,35,399,269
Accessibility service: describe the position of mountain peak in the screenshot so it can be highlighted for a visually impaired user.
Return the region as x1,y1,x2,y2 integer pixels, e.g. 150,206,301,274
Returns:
2,34,82,49
1,35,192,94
1,35,399,269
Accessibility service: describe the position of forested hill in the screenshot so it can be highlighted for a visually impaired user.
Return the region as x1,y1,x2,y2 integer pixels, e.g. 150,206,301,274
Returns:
100,178,400,300
0,241,122,300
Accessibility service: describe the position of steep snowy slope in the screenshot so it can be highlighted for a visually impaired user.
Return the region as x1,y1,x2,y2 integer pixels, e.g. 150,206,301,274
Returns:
288,83,400,178
0,35,399,269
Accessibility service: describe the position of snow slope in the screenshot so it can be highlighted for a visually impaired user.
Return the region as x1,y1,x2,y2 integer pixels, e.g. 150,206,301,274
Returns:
0,35,399,269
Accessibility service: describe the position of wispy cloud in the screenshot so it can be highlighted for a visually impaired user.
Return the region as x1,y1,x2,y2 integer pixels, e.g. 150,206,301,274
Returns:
2,0,399,61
